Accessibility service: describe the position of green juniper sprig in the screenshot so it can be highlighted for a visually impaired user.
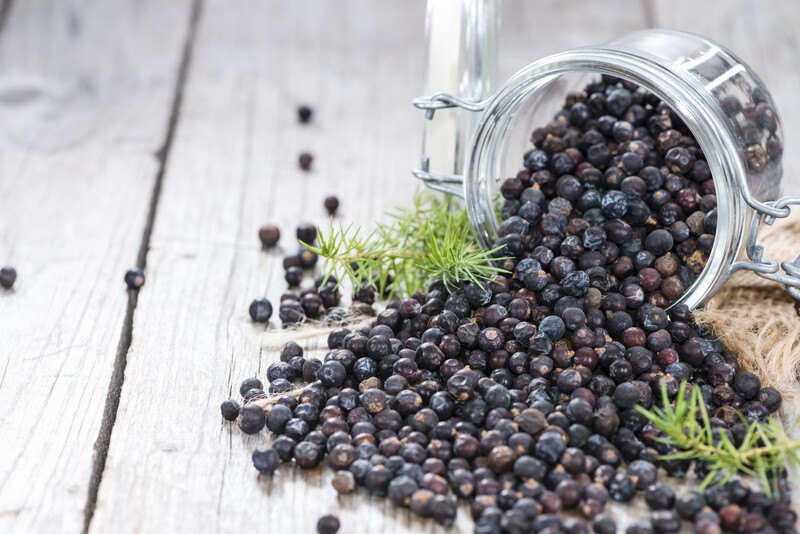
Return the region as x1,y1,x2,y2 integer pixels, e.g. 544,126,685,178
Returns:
303,193,509,298
636,381,800,496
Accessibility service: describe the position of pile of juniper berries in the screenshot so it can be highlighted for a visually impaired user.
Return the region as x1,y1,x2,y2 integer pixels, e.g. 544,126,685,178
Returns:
225,77,796,533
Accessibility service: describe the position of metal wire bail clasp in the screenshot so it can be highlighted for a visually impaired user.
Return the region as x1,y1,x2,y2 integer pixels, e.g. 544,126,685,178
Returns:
412,93,487,198
730,194,800,301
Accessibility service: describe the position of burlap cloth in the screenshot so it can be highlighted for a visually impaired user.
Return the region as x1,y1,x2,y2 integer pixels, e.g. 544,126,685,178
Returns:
694,213,800,403
693,212,800,516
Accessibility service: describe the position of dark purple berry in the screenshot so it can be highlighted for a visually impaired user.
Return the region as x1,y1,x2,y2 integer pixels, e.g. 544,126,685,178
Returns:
297,105,313,124
317,514,339,534
248,298,273,322
258,224,280,247
296,223,317,244
124,268,145,290
324,196,339,216
238,404,265,434
298,152,313,171
220,399,240,421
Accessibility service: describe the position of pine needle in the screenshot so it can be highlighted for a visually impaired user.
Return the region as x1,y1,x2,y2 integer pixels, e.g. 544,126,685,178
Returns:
635,381,800,496
304,193,509,298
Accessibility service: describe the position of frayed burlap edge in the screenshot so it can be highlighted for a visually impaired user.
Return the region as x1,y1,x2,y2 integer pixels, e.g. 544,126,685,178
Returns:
694,286,800,401
693,213,800,401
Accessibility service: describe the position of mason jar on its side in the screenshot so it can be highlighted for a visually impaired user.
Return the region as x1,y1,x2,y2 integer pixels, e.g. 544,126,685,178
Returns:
414,26,800,309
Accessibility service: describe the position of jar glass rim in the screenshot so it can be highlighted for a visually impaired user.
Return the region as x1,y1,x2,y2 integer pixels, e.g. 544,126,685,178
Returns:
464,45,749,309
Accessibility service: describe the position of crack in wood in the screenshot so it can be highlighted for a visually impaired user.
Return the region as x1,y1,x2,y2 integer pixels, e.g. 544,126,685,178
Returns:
79,0,205,532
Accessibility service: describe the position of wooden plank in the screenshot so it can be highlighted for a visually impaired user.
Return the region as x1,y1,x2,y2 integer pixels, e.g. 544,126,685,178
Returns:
647,0,800,195
89,1,649,533
0,0,195,532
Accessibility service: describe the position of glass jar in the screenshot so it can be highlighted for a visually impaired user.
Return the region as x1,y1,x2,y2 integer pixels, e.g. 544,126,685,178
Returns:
414,27,800,309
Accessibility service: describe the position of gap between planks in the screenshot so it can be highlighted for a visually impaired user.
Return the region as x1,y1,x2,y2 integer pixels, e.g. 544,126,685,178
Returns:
80,0,205,531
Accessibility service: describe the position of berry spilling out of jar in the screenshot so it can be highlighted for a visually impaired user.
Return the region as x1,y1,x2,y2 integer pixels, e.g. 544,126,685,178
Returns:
497,75,720,308
224,79,798,532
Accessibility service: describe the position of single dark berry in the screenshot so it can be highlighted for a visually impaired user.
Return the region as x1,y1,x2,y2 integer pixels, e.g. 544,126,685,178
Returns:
258,224,280,247
732,371,761,400
238,404,265,434
650,509,680,534
757,386,782,412
0,266,17,289
644,483,676,512
297,249,318,269
365,464,393,495
248,298,273,322
279,299,305,323
266,403,293,433
534,432,566,464
298,152,313,171
285,266,304,287
332,470,356,494
317,360,346,388
609,473,636,501
296,223,317,244
323,195,340,216
360,388,387,413
124,268,145,290
220,399,240,421
601,191,629,218
294,440,322,468
718,504,744,531
267,361,296,382
592,515,617,534
539,315,566,341
675,491,705,520
644,229,674,256
664,147,694,174
252,446,280,475
628,459,657,490
297,105,313,124
607,88,633,117
316,514,340,534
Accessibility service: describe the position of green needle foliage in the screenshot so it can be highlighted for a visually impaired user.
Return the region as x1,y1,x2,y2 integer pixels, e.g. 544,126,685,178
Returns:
636,381,800,496
304,193,509,298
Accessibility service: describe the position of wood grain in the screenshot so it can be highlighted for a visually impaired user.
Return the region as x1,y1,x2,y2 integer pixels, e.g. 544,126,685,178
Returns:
88,1,650,533
89,1,426,532
0,0,195,532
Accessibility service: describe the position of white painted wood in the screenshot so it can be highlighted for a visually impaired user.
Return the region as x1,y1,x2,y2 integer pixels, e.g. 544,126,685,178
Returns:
89,1,650,533
0,0,195,532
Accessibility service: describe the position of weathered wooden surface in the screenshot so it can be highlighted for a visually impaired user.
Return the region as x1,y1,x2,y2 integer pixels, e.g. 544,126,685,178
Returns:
88,1,427,532
0,0,195,532
88,1,651,533
1,1,799,533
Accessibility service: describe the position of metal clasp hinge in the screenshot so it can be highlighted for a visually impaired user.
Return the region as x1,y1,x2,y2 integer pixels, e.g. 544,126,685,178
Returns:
411,92,488,199
729,195,800,301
